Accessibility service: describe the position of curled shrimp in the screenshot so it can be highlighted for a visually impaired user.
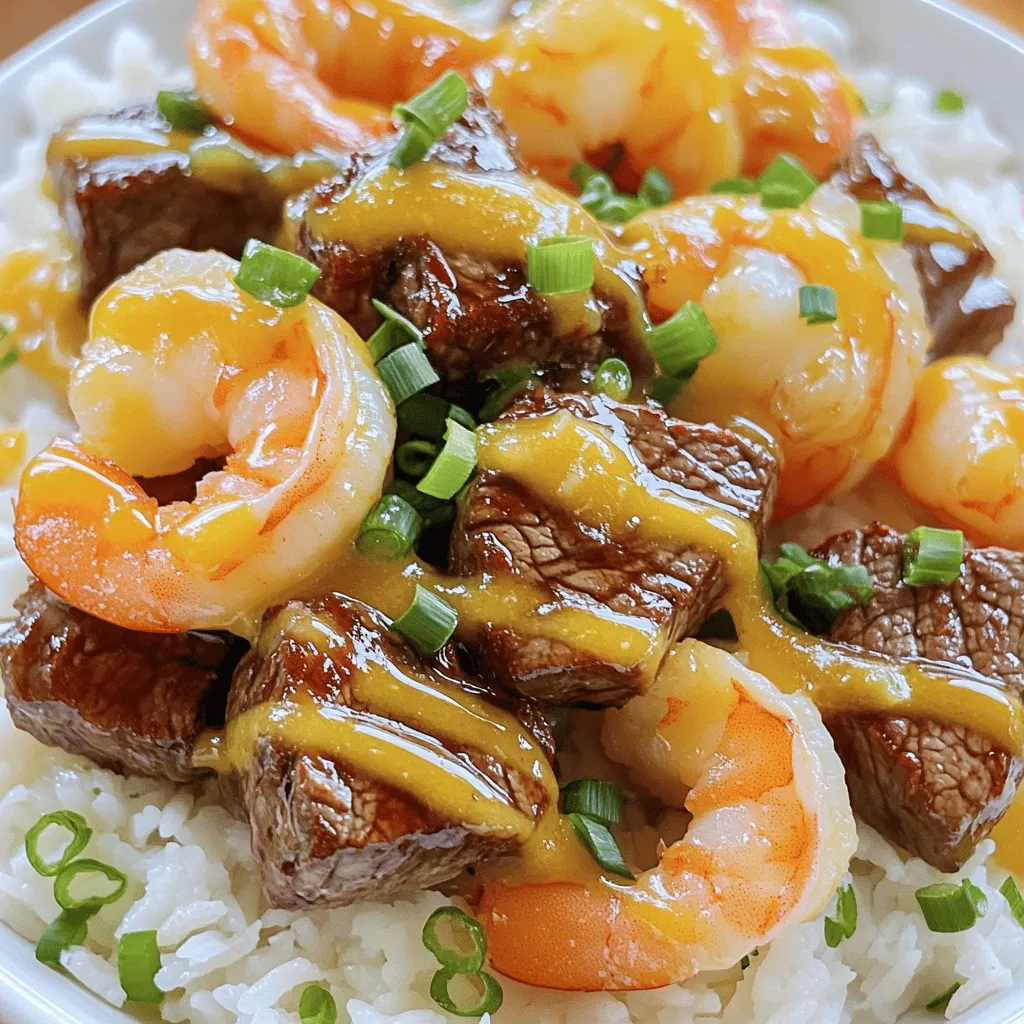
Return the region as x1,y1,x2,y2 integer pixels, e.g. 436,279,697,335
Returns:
190,0,498,154
479,640,856,990
885,357,1024,549
619,186,930,519
14,249,396,634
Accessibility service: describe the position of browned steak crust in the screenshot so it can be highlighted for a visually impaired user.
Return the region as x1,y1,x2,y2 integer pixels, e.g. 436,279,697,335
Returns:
814,522,1024,870
0,581,236,781
226,593,553,909
451,389,778,705
50,106,282,307
831,134,1014,358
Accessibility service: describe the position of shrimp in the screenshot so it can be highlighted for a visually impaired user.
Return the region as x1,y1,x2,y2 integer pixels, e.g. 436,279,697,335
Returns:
619,186,930,518
13,249,396,635
885,356,1024,549
190,0,499,154
479,640,857,990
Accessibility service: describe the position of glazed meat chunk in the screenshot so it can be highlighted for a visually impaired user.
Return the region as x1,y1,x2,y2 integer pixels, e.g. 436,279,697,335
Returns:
450,389,778,706
831,134,1014,357
226,593,554,909
814,522,1024,871
50,105,281,307
0,581,238,781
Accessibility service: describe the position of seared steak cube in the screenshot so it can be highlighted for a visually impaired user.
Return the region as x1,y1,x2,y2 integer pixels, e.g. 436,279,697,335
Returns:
1,581,237,781
814,522,1024,870
451,389,778,705
226,593,554,909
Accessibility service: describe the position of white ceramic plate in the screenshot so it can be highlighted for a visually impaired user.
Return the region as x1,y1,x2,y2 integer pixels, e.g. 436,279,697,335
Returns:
1,0,1024,1020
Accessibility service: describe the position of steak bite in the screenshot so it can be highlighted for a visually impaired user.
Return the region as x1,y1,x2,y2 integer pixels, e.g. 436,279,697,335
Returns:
831,134,1014,358
226,593,554,909
0,581,237,781
450,389,778,706
291,92,651,381
813,522,1024,871
49,106,282,308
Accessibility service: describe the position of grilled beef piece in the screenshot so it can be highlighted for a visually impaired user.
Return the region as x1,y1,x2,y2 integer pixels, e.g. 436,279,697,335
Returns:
831,134,1014,357
450,389,778,706
50,106,282,308
226,593,554,909
813,522,1024,871
0,581,237,781
293,92,650,381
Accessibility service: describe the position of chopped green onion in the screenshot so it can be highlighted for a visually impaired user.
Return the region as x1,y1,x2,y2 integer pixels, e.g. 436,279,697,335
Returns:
1000,876,1024,927
479,363,538,421
926,982,962,1013
299,985,337,1024
646,374,684,408
398,393,474,441
761,543,874,634
591,358,632,401
235,239,321,308
561,780,626,826
390,72,469,170
824,884,857,948
385,479,455,530
392,584,458,654
117,931,163,1003
572,163,671,223
430,966,504,1018
799,284,838,325
935,89,965,114
53,858,128,912
0,326,15,373
902,526,964,587
527,236,595,295
862,98,893,118
356,495,422,560
156,90,212,133
396,439,440,479
709,176,757,195
367,300,425,362
36,907,95,966
422,906,487,974
860,200,904,242
418,419,477,500
187,136,262,189
390,122,435,170
646,301,718,377
739,950,758,971
25,810,92,877
376,343,440,406
638,167,673,208
567,813,635,880
916,879,987,933
757,154,819,207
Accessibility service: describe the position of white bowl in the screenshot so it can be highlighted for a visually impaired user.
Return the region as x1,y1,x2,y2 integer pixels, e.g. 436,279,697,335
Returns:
1,0,1024,1020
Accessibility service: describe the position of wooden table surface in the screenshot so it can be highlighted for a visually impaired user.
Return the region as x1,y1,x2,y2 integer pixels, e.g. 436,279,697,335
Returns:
1,0,1023,61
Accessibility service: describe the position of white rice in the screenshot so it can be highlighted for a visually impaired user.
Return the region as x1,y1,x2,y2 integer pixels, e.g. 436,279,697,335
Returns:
1,12,1024,1024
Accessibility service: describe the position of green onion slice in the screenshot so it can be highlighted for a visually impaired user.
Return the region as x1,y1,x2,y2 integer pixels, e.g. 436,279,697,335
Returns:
429,966,503,1018
824,884,857,948
638,167,673,208
902,526,965,587
0,346,17,372
527,236,594,295
368,299,425,363
1000,875,1024,927
422,906,487,973
53,858,128,912
646,301,718,378
568,813,635,880
935,89,966,114
860,200,905,242
799,284,838,325
926,982,962,1013
398,393,474,441
356,495,422,560
117,931,163,1003
647,374,684,408
299,984,337,1024
396,439,440,479
572,163,671,223
591,358,632,401
709,176,757,196
394,71,469,140
417,419,477,500
235,239,321,308
393,584,458,654
390,122,435,170
916,879,987,933
35,907,95,966
757,154,819,207
385,479,455,530
376,343,440,406
561,780,626,826
759,182,806,209
479,363,538,421
25,810,92,877
156,90,212,133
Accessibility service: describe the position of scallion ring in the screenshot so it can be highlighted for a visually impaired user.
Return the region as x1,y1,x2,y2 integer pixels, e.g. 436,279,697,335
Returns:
479,363,538,421
417,418,477,500
0,347,16,372
422,906,487,974
934,89,966,114
396,439,440,479
234,239,321,308
299,984,337,1024
526,236,594,295
709,176,757,195
646,301,718,378
376,343,440,406
823,883,857,948
646,374,684,408
915,879,987,933
567,813,635,880
367,299,424,363
35,907,95,966
638,167,673,208
591,358,632,401
756,154,819,207
1001,876,1024,927
926,982,962,1013
902,526,964,587
385,479,455,530
860,200,904,242
430,966,503,1018
398,393,474,441
392,584,458,654
561,779,626,826
799,284,838,325
25,810,92,877
156,89,212,133
390,71,469,170
117,930,163,1003
53,858,128,912
356,495,422,560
